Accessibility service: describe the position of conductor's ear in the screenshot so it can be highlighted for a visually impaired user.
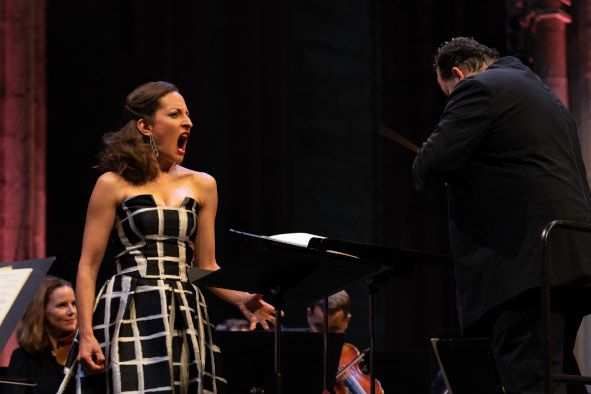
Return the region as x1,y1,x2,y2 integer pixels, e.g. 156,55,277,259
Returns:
451,66,466,81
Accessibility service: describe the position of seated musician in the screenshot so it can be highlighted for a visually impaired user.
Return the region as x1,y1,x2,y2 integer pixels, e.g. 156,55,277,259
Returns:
306,290,351,334
307,290,384,393
5,276,77,394
215,318,250,332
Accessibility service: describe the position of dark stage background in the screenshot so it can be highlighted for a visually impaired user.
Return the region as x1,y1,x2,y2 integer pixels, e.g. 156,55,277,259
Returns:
45,1,507,391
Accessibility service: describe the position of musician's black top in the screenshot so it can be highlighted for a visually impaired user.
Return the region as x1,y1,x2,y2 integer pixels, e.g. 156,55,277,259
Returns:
413,56,591,328
5,347,74,394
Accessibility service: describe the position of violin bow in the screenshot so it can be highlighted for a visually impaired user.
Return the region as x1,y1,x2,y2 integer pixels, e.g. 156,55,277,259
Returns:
335,348,370,379
0,378,36,387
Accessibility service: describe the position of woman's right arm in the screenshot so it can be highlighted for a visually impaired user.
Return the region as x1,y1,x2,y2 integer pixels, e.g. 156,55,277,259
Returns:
75,173,120,373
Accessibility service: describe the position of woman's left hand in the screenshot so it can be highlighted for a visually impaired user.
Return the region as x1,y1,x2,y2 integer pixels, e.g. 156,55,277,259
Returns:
237,294,277,331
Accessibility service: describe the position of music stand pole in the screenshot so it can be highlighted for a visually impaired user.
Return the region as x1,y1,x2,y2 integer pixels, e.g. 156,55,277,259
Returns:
322,296,329,394
369,280,377,394
272,286,283,394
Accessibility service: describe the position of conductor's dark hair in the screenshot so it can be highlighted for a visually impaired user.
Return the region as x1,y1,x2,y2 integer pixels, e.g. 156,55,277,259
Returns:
434,37,499,81
96,81,179,185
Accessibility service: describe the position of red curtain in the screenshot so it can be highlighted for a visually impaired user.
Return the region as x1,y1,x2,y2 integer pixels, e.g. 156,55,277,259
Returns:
0,0,46,365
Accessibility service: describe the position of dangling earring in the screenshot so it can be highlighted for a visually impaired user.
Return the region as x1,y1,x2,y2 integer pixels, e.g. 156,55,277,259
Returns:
149,134,159,158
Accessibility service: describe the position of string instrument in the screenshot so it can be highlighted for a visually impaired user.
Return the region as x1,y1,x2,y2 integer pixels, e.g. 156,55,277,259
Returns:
334,343,384,394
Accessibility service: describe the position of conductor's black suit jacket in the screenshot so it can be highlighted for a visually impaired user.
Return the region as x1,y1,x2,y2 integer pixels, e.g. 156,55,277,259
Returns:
413,56,591,329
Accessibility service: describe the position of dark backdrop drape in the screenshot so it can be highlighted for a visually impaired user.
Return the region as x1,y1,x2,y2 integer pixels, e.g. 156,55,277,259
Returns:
46,1,506,391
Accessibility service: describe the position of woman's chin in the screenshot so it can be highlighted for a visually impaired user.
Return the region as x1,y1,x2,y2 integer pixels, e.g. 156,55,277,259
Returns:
172,152,185,165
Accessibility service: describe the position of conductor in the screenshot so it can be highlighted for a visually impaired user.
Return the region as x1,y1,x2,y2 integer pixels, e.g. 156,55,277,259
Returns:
413,37,591,393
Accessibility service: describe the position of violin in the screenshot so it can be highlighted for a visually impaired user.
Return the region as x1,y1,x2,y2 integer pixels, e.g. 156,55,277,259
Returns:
334,343,384,394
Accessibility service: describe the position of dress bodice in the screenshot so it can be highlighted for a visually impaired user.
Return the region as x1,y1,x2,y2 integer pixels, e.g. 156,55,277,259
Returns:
112,194,199,281
60,195,224,394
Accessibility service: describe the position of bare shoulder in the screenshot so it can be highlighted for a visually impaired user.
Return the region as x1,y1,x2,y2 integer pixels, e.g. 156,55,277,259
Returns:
175,166,217,207
95,171,121,191
177,166,217,191
94,171,128,203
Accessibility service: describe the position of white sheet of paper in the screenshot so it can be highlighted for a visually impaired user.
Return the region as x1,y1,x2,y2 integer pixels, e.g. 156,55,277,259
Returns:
268,232,325,247
0,268,33,325
269,232,361,259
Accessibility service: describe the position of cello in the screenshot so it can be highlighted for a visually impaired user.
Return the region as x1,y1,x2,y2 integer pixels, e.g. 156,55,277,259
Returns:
334,343,384,394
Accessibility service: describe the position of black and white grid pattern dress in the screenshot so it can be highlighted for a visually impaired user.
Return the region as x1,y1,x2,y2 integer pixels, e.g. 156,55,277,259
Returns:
69,194,225,393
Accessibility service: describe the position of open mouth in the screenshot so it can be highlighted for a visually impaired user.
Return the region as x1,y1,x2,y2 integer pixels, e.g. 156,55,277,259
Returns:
177,132,190,154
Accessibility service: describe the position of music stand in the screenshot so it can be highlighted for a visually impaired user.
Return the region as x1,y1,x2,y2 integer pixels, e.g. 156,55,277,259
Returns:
307,237,451,394
0,256,55,388
192,230,387,394
214,331,344,393
431,338,501,394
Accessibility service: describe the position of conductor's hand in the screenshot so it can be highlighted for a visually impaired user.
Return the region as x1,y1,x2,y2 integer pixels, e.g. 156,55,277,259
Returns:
77,333,106,373
237,294,278,331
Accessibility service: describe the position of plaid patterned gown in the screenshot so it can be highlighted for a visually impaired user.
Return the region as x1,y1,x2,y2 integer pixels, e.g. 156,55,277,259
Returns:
71,194,225,393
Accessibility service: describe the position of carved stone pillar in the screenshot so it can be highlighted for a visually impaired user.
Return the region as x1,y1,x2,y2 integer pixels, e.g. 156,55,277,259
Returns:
570,0,591,376
530,0,572,106
572,0,591,183
0,0,46,364
505,1,572,103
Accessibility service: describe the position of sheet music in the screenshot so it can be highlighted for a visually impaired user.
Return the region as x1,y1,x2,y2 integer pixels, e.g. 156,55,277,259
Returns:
269,233,360,259
269,232,325,247
0,267,33,325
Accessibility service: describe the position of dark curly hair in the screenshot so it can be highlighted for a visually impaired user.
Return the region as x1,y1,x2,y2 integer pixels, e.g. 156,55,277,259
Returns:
96,81,179,185
434,37,499,81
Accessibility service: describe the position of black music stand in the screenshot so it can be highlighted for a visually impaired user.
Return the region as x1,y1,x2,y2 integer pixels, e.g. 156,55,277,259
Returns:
191,230,387,394
0,256,55,388
431,338,501,394
214,331,344,393
306,236,451,394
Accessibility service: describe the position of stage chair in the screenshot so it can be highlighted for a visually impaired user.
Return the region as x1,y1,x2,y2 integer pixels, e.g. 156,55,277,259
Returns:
540,220,591,393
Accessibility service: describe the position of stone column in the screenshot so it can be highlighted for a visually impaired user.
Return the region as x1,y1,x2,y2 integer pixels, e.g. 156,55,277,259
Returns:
530,0,572,106
570,0,591,376
0,0,46,365
573,0,591,184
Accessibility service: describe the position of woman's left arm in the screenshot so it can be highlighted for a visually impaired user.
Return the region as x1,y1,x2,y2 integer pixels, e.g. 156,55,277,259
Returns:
194,173,276,331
